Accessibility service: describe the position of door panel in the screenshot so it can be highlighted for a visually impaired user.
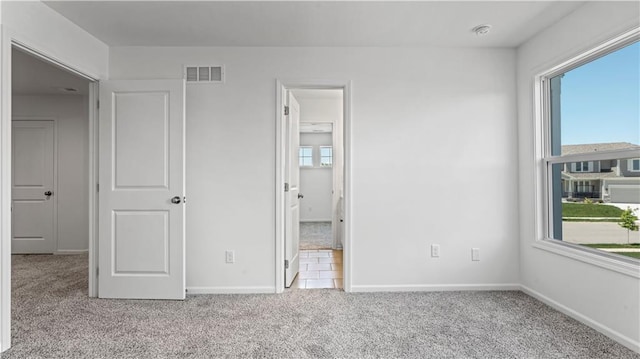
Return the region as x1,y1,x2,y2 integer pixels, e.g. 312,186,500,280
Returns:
99,80,185,300
285,92,301,287
11,120,55,254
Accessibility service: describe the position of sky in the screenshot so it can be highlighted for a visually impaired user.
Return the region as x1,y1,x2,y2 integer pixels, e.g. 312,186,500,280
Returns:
560,41,639,146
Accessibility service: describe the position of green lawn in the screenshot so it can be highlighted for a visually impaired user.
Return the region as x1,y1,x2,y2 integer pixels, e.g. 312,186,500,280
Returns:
583,243,640,249
562,203,624,218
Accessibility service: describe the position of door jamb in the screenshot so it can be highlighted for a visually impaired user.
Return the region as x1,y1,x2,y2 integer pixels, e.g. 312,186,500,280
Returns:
275,79,352,293
0,30,100,352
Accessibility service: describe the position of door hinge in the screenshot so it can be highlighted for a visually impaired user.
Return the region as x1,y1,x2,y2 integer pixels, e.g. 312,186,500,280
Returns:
284,106,289,116
284,182,289,192
96,267,99,276
97,100,100,109
96,183,99,192
285,259,289,269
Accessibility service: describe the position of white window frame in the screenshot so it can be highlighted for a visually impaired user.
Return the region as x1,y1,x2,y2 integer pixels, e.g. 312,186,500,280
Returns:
299,146,313,167
319,146,333,168
535,28,640,277
628,158,640,172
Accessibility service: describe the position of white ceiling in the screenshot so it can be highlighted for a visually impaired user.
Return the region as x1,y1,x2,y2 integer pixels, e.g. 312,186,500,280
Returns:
43,1,586,48
12,48,90,96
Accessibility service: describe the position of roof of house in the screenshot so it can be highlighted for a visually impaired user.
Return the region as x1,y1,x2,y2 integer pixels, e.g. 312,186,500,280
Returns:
561,142,640,155
562,170,621,180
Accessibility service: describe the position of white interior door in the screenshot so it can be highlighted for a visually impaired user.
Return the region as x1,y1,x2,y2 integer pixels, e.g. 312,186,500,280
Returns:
285,91,301,287
98,79,185,300
11,120,55,254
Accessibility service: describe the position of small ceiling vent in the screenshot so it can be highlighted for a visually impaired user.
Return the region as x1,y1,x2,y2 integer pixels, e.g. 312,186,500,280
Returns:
184,65,224,84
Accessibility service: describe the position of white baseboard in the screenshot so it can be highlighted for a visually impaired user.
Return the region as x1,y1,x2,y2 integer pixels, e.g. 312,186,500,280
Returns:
520,285,640,354
54,249,88,255
300,219,332,223
186,286,275,295
350,283,521,292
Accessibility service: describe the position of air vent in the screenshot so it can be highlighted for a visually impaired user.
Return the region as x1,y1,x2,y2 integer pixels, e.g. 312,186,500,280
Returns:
184,65,224,84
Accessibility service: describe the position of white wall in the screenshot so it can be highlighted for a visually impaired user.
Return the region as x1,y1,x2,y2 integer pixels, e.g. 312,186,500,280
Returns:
517,1,640,352
110,46,519,292
1,1,108,79
12,95,89,253
299,132,332,222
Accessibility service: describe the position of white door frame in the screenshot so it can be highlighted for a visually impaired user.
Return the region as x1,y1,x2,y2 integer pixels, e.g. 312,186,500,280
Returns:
0,29,100,352
275,79,352,293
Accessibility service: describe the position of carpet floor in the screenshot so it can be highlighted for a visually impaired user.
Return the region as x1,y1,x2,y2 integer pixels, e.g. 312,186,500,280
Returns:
300,222,332,250
3,254,638,358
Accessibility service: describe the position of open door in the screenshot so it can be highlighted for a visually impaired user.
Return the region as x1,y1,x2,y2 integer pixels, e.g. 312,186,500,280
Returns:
284,91,301,287
98,79,185,299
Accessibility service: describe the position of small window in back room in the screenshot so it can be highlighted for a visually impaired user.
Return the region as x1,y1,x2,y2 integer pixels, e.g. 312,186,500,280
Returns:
299,146,313,167
541,39,640,261
319,146,333,167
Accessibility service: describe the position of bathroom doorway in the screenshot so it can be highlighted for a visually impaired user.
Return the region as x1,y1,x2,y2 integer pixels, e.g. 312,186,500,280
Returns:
288,89,344,289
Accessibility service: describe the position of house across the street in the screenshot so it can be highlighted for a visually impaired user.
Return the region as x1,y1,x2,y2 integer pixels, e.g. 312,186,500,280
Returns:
561,142,640,203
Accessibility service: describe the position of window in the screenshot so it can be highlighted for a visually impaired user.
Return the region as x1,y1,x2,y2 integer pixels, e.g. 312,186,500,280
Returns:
299,146,313,167
540,37,639,261
571,161,592,172
319,146,333,167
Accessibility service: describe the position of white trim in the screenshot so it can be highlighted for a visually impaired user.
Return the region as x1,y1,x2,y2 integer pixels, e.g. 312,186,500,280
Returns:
0,26,12,353
276,79,352,293
533,240,640,279
186,286,275,295
350,284,521,292
521,285,640,354
88,82,99,298
300,219,332,223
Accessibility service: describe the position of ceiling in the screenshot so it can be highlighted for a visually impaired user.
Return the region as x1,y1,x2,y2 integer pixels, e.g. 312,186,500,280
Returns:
12,48,90,96
43,1,586,48
15,1,588,96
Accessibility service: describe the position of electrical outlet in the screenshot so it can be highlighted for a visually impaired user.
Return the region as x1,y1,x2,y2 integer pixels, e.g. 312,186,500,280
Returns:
471,248,480,261
225,250,235,263
431,244,440,258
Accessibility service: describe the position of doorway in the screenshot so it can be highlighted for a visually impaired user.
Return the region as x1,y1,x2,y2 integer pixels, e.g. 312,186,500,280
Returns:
9,44,96,337
276,81,351,293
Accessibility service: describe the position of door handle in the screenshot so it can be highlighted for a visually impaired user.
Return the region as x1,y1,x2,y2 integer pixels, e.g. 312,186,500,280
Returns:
171,196,182,204
298,193,304,199
44,191,53,197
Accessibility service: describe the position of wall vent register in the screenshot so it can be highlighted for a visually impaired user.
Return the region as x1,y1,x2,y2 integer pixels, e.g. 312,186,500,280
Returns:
184,65,224,83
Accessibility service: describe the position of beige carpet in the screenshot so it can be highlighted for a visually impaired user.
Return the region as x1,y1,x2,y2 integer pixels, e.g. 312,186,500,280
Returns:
3,254,638,358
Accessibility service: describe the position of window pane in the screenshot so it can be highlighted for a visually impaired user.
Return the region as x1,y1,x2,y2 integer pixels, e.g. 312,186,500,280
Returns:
299,146,313,167
550,157,640,257
319,146,332,167
550,42,639,154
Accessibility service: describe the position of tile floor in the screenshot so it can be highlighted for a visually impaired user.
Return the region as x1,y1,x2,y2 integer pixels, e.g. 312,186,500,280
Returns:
291,249,343,289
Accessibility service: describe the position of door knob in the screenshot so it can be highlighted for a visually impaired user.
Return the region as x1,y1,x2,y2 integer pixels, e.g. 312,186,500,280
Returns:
44,191,53,197
298,193,304,199
171,196,182,204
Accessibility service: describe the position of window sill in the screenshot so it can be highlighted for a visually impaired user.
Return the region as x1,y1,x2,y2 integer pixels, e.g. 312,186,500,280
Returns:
533,239,640,278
